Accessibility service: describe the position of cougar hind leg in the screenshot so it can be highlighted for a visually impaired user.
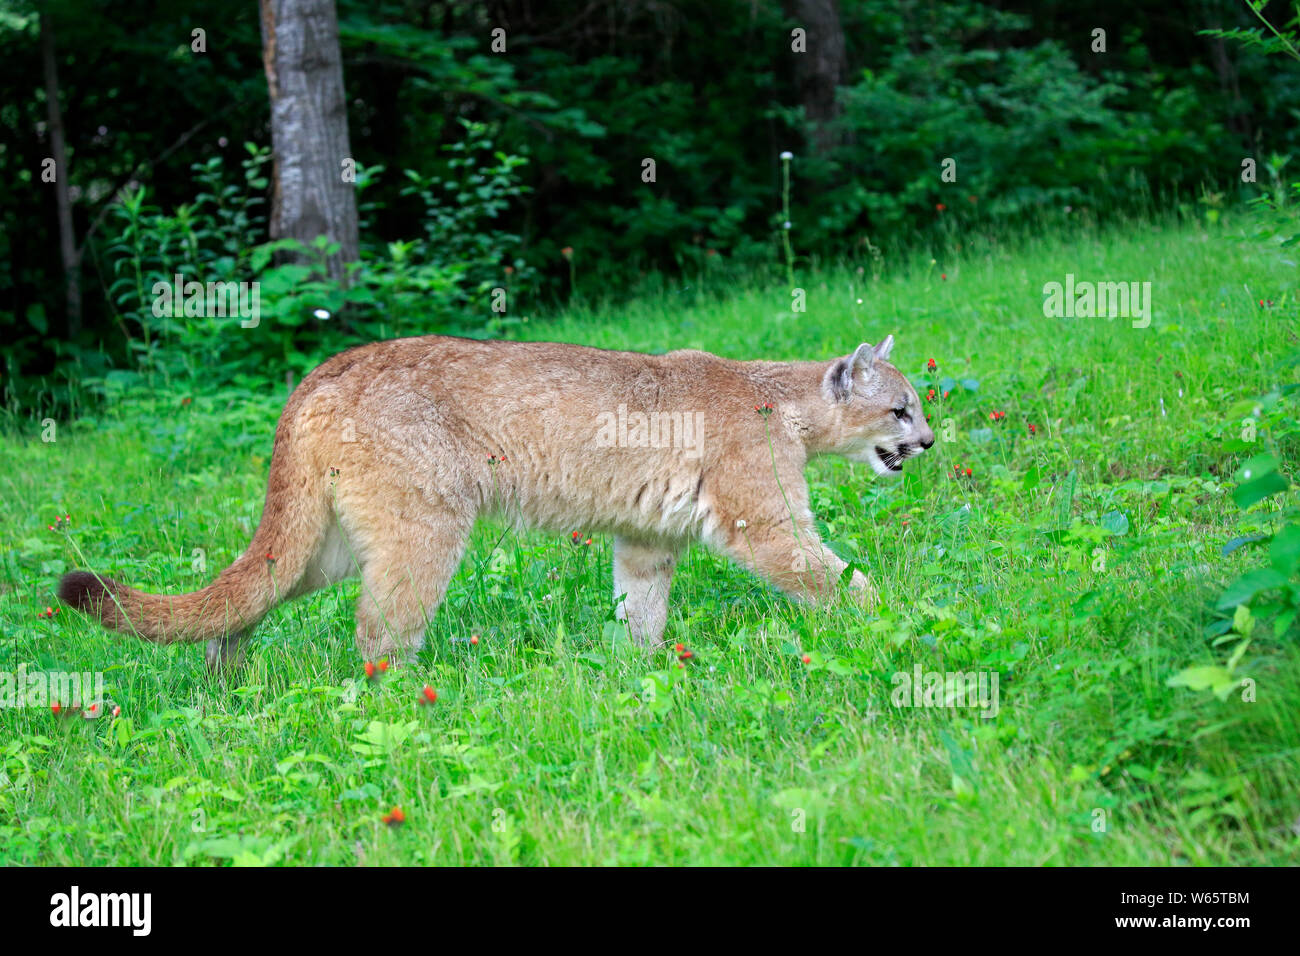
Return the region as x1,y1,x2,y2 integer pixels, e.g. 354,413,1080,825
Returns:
352,509,473,662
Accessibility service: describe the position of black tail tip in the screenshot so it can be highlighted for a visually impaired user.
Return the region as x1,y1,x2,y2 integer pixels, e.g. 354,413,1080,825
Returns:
58,570,113,613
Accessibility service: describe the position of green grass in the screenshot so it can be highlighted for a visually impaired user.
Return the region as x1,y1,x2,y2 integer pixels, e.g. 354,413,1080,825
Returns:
2,216,1298,865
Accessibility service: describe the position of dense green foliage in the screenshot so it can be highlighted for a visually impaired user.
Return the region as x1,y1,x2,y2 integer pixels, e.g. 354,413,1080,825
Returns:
2,219,1297,864
3,0,1299,415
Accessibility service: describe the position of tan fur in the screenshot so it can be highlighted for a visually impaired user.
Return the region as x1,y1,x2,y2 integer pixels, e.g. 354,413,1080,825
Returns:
60,334,933,665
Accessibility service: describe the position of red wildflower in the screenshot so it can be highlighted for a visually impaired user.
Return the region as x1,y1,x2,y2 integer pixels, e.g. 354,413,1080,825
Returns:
382,807,405,826
941,274,947,281
927,358,937,371
470,634,479,645
561,246,574,260
1028,423,1037,436
935,203,946,212
801,654,812,665
965,468,972,477
421,685,438,704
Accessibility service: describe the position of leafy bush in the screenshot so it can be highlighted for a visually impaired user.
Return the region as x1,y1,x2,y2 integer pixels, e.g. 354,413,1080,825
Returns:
90,124,538,395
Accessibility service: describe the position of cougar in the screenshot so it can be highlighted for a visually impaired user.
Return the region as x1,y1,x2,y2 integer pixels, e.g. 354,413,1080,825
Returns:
59,334,933,668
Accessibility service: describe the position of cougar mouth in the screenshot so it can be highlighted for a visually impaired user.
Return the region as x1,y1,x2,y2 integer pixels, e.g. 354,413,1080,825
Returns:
875,446,904,472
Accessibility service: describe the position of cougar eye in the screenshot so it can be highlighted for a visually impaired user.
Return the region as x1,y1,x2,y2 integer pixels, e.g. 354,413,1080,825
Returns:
893,407,908,420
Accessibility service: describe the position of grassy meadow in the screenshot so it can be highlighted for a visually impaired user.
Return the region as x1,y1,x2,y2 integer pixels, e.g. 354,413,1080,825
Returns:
1,216,1298,865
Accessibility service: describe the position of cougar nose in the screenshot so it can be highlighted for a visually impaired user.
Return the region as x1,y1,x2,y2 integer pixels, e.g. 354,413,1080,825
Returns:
920,435,935,450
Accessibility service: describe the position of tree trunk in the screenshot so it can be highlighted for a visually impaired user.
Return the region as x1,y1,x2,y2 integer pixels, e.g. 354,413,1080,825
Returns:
40,11,81,337
259,0,360,282
785,0,846,155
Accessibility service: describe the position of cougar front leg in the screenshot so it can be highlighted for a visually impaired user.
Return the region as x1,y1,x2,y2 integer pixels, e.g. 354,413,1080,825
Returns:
613,537,680,648
724,520,877,609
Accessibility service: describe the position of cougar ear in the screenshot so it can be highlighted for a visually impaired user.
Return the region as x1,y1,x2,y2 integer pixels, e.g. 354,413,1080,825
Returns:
873,334,895,362
823,343,877,403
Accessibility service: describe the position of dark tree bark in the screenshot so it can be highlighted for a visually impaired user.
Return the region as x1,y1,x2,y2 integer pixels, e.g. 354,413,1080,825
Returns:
785,0,846,155
259,0,360,281
40,11,81,337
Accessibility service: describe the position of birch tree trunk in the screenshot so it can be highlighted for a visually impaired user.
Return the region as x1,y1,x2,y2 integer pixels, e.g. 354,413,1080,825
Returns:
259,0,359,282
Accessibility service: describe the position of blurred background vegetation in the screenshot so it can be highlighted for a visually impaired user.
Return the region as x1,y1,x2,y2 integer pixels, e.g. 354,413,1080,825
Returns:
1,0,1297,419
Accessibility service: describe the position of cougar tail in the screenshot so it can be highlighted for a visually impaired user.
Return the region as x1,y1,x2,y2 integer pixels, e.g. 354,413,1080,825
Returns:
58,431,329,644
